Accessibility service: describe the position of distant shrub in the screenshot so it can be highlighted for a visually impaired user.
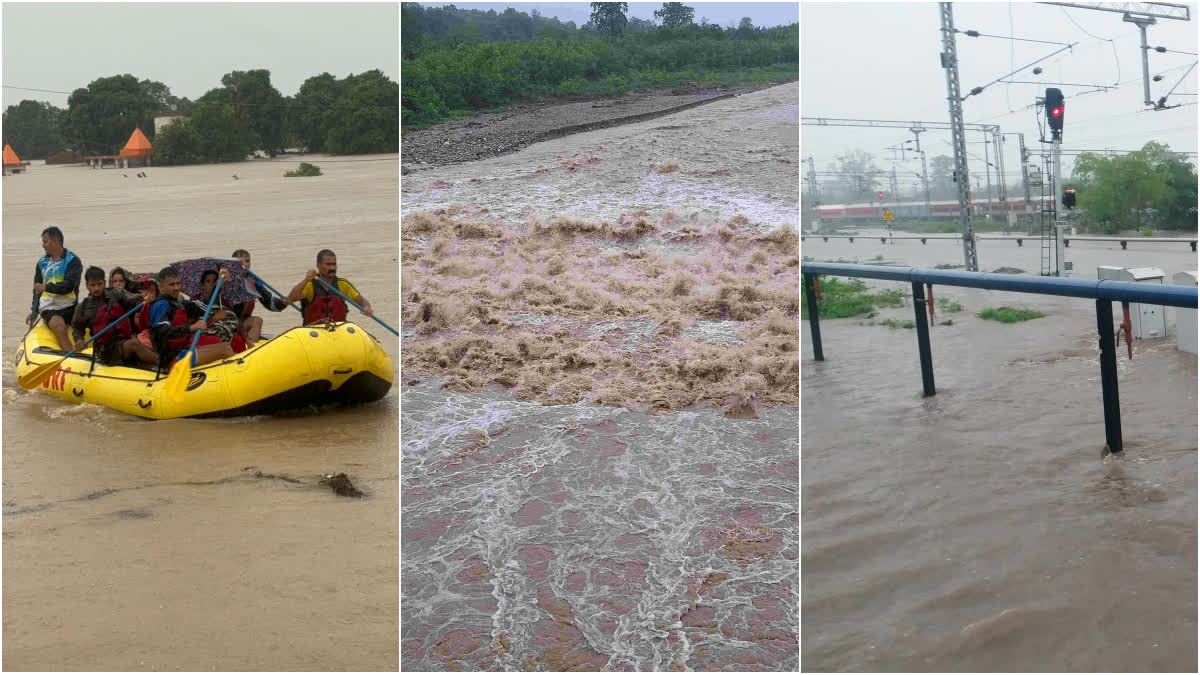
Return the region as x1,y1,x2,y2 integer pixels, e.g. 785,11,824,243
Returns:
284,162,322,177
978,306,1044,323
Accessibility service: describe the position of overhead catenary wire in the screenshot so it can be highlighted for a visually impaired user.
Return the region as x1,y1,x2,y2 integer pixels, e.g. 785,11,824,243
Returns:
1165,61,1198,97
958,28,1073,46
967,61,1196,125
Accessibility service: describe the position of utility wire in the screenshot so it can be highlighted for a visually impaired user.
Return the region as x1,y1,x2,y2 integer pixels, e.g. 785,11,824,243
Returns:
1166,62,1197,97
1056,8,1122,86
958,29,1071,46
3,85,73,95
1058,6,1109,41
967,62,1196,125
1008,2,1015,113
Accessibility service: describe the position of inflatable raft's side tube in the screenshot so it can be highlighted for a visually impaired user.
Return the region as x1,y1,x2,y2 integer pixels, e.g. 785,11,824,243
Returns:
16,321,393,419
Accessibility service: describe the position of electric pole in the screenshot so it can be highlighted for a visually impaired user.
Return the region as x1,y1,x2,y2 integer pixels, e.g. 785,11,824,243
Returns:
983,131,993,217
1039,3,1191,109
1018,133,1032,208
909,126,933,219
939,2,978,271
1125,13,1157,106
806,156,820,233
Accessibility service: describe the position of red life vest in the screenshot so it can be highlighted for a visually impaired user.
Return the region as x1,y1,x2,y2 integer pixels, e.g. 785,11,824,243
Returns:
163,300,193,351
91,298,135,345
302,279,348,324
136,302,153,332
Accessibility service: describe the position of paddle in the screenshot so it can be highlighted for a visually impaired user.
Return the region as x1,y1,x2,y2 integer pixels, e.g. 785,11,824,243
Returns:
18,300,145,390
314,277,399,337
164,275,226,403
244,269,303,315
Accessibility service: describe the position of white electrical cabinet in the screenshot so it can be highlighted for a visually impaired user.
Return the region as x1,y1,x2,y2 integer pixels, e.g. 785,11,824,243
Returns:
1097,266,1168,339
1174,271,1197,354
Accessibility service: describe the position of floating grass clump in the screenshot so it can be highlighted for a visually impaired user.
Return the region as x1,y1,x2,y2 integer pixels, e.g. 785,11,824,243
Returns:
799,277,906,319
880,318,915,330
936,297,963,313
978,306,1045,323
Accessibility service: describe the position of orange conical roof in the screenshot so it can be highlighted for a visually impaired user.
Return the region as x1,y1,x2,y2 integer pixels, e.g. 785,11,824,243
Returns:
3,144,21,166
119,127,152,157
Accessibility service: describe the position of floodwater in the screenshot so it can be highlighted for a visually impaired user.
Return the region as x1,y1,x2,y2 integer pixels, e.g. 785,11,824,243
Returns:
401,82,801,670
401,381,798,671
801,233,1198,671
2,156,399,670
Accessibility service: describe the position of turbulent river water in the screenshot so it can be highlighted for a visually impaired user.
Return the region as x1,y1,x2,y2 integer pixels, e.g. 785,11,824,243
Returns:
802,233,1197,671
401,82,801,670
2,156,399,670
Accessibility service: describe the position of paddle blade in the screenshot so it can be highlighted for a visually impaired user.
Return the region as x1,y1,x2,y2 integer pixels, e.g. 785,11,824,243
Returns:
164,358,192,403
17,358,64,390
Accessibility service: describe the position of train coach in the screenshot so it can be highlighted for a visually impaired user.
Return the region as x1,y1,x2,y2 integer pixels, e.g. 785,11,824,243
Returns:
816,197,1054,224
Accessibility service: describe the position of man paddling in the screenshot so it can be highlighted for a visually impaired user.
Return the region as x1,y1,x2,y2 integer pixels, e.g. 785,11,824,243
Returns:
285,249,374,325
230,249,289,346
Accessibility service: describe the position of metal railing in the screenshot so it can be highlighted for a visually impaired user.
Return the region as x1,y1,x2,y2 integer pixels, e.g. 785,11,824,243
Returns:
801,233,1198,251
801,263,1198,454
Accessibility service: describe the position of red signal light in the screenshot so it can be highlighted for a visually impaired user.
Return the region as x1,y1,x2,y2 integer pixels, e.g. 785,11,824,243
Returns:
1051,106,1063,117
878,192,884,199
1065,188,1076,193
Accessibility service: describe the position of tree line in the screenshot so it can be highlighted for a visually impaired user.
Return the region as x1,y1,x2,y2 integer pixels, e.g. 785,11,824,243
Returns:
813,142,1198,232
401,2,798,127
2,68,398,164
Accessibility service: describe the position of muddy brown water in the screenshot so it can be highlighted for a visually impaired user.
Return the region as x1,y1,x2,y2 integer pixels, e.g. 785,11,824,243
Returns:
802,234,1197,671
2,156,399,670
401,82,800,670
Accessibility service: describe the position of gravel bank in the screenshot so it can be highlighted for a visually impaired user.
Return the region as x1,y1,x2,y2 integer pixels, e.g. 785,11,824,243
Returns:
401,81,792,169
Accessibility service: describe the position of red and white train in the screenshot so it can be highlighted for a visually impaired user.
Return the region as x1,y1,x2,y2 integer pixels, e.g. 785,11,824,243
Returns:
816,197,1055,223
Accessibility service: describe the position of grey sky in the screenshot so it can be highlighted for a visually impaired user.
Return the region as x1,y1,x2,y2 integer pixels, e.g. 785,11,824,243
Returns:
409,2,800,29
802,2,1198,201
2,3,399,109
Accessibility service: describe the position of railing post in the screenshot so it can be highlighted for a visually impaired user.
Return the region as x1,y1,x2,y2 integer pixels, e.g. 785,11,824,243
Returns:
804,273,824,361
911,281,936,396
1095,298,1123,453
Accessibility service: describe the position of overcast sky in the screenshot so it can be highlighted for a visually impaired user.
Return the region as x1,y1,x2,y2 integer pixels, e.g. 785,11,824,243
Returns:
802,2,1198,200
409,2,800,29
2,3,399,109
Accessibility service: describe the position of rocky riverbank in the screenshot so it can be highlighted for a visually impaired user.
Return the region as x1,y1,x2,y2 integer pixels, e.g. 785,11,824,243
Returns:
401,80,792,170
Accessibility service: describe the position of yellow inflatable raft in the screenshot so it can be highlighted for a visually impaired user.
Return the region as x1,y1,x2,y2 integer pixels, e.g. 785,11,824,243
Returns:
14,319,394,419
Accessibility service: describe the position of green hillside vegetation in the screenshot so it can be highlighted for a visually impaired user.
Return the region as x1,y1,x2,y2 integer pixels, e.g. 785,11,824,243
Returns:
401,2,798,128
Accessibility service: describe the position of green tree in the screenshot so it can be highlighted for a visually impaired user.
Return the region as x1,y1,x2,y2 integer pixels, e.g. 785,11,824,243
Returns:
2,100,65,158
324,70,399,154
220,69,286,156
293,73,342,152
151,118,203,166
738,16,755,34
1073,146,1173,233
189,99,258,162
1155,153,1198,229
929,154,956,199
589,2,629,38
827,150,882,203
61,74,161,155
653,2,695,27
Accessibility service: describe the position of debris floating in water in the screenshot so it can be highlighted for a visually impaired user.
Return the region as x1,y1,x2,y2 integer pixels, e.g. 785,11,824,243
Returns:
323,472,365,498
